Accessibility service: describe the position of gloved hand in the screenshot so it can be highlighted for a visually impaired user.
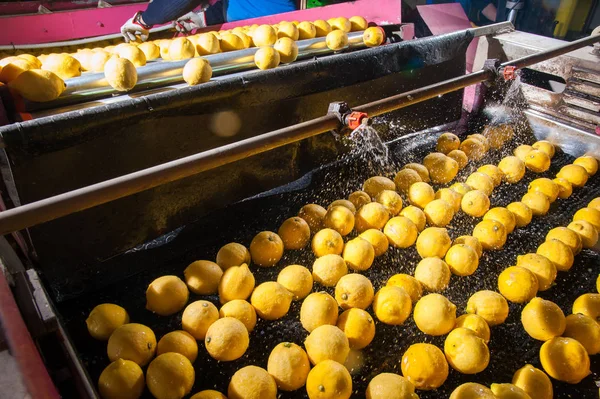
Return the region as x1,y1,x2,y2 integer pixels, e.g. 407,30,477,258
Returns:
174,11,207,33
121,12,151,43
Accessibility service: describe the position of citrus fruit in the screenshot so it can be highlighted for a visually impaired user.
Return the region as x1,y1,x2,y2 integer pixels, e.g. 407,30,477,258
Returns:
444,327,490,374
532,140,555,158
251,282,293,320
250,231,284,267
363,176,396,198
335,274,374,310
473,219,507,250
328,199,356,213
365,373,418,399
435,188,462,213
540,337,590,383
466,290,509,326
403,163,430,182
305,324,350,365
86,303,129,340
337,308,376,349
567,220,598,248
349,16,368,31
146,275,189,316
312,254,347,286
299,204,327,233
168,37,195,59
521,191,550,216
343,238,375,271
219,299,257,332
401,343,449,390
574,207,600,231
524,150,551,173
498,266,538,303
326,30,349,50
116,44,146,66
329,17,351,32
490,383,531,399
563,313,600,355
537,239,574,271
521,297,565,341
359,229,389,256
375,189,403,215
363,27,385,47
104,57,137,91
107,323,156,366
416,227,451,258
408,182,435,209
445,244,479,276
424,199,454,227
348,190,371,209
558,164,590,188
383,216,418,248
190,391,227,399
546,226,582,255
194,33,220,55
205,317,249,361
424,153,459,183
512,364,553,399
459,138,486,160
274,37,298,63
182,300,219,339
453,235,483,258
461,190,490,217
513,144,533,161
590,197,600,211
355,202,389,232
436,132,461,154
553,177,572,199
90,51,112,72
277,265,313,300
267,342,310,391
478,164,503,187
498,156,526,183
372,286,412,325
466,172,494,196
42,53,81,79
184,260,222,295
216,242,251,270
506,202,532,228
394,169,422,194
157,330,198,363
300,292,339,332
454,314,490,343
516,253,556,291
7,69,65,102
400,206,426,231
298,21,317,39
484,207,516,234
98,359,145,399
528,178,559,203
228,366,277,399
182,58,212,86
254,46,280,69
572,293,600,322
447,149,469,170
386,274,422,303
449,383,495,399
218,263,255,304
278,216,311,250
414,293,456,335
252,25,278,46
483,124,513,148
277,21,299,40
313,20,332,37
414,257,451,292
572,156,597,177
306,360,352,399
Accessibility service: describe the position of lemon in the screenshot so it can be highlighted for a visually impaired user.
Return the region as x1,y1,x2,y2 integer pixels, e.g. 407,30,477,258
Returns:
407,182,434,209
86,303,129,340
414,293,456,335
454,235,483,258
359,229,389,256
313,19,332,37
424,153,459,183
355,202,388,232
423,199,454,227
449,383,495,399
416,227,451,258
574,155,598,175
466,172,494,196
218,263,255,304
483,207,516,234
330,196,361,211
363,176,396,198
182,300,219,339
343,238,375,271
460,138,486,161
372,286,412,325
531,140,555,158
168,37,196,60
278,216,311,250
383,216,418,248
233,31,252,48
516,253,556,291
551,177,572,200
90,50,113,72
298,21,317,39
300,292,339,332
466,290,509,326
254,46,280,69
329,17,351,32
195,33,221,55
312,254,347,286
277,265,313,300
483,124,513,148
471,132,493,149
251,231,284,266
506,202,532,228
528,178,559,203
473,219,507,250
277,21,299,40
42,53,81,79
137,41,160,60
73,50,94,71
306,359,352,399
0,58,34,83
219,299,256,332
337,308,376,349
400,206,426,232
597,274,600,293
447,149,469,170
98,359,145,399
376,189,403,215
349,16,368,31
228,366,277,399
521,297,565,340
343,348,365,375
365,373,418,399
325,205,356,236
564,313,600,355
401,343,448,390
146,275,189,316
17,54,42,68
107,323,156,366
191,391,227,399
403,163,431,182
444,327,490,374
348,190,371,209
182,58,212,85
497,156,525,184
537,239,574,272
514,144,533,161
445,244,479,276
540,337,590,384
104,57,137,91
274,37,298,63
116,45,146,66
183,260,222,295
567,220,598,248
512,364,553,399
461,190,490,217
251,281,293,320
546,226,582,255
216,242,251,270
490,383,531,399
574,207,600,231
386,274,422,303
267,342,310,391
435,188,462,213
524,150,551,173
573,293,600,322
312,228,344,257
394,169,422,194
8,69,66,102
305,324,350,365
299,204,327,233
521,191,550,216
477,165,503,187
326,30,349,50
455,313,490,343
157,330,198,362
335,274,374,309
414,257,451,292
205,317,249,361
589,197,600,211
436,132,460,154
498,266,538,303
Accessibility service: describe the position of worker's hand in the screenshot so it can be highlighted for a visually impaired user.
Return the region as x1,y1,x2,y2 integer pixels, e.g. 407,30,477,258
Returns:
174,11,207,33
121,12,151,43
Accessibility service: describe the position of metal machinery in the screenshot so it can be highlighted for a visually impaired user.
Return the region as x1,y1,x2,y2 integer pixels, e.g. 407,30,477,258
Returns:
0,10,600,399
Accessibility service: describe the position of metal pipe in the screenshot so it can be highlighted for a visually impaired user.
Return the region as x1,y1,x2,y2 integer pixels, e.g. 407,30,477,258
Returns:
1,32,600,235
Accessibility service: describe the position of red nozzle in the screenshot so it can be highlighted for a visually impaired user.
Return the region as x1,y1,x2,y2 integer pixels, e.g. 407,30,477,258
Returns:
503,66,516,81
345,111,368,130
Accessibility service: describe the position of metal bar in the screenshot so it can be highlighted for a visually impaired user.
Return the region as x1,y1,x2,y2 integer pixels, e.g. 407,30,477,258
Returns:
469,21,514,37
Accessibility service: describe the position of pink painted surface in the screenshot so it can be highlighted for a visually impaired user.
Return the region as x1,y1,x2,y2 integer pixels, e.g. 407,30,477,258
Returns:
0,0,146,16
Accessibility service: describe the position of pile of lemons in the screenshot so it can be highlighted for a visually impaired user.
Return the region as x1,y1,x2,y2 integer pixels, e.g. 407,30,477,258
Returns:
84,124,600,399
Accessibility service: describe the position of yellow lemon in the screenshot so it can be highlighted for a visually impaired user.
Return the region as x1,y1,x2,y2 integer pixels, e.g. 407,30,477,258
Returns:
86,303,129,340
355,202,388,232
598,274,600,292
490,383,531,399
473,219,507,250
444,327,489,374
408,182,435,209
589,197,600,211
372,286,412,325
195,33,220,55
460,138,486,161
182,300,219,339
306,360,352,399
386,273,422,303
98,359,145,399
403,163,430,182
383,216,418,248
498,156,526,183
540,337,590,384
349,15,368,31
414,257,451,292
251,281,293,320
394,169,422,194
274,37,298,63
574,207,600,231
252,25,278,46
182,58,212,85
278,216,311,250
312,228,344,257
423,199,454,227
423,153,459,183
146,275,189,316
528,178,559,203
277,21,299,40
250,231,284,267
512,364,553,399
298,21,317,39
414,293,456,335
478,164,504,187
205,317,249,361
168,37,195,60
572,293,600,322
254,46,280,69
218,262,254,304
506,202,532,228
228,366,277,399
401,343,448,390
450,183,472,198
312,254,347,286
553,177,572,199
267,342,310,391
521,297,565,341
524,150,551,173
157,330,198,363
454,313,490,343
532,140,555,158
445,244,479,276
546,226,582,255
400,205,426,231
326,30,349,50
299,204,327,233
537,239,574,272
313,19,332,37
277,265,313,300
305,324,350,365
563,313,600,355
104,57,137,91
219,299,256,332
453,235,483,258
116,44,146,66
107,323,156,366
17,54,42,68
191,391,227,399
215,242,250,270
365,373,418,399
343,237,375,271
498,266,538,303
461,190,490,217
137,41,160,60
557,164,589,187
42,53,81,79
348,190,371,209
335,274,374,310
363,176,396,198
329,199,356,214
435,188,462,213
466,172,494,196
567,220,598,248
375,189,403,215
233,31,252,48
447,149,469,170
8,69,65,102
516,253,556,291
337,308,376,349
436,132,460,154
574,155,598,175
483,124,513,148
72,50,94,71
483,207,516,234
343,348,365,375
329,17,351,32
416,227,451,258
300,292,339,332
184,260,222,295
450,383,495,399
521,191,550,216
466,290,509,326
359,229,389,256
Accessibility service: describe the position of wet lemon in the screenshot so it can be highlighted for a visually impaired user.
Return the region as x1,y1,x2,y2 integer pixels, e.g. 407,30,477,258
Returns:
498,266,538,303
546,226,582,255
107,323,156,366
337,308,376,349
461,190,490,217
436,132,460,154
498,156,526,184
414,257,451,292
182,300,219,339
191,391,227,399
329,201,354,215
300,292,339,332
521,297,565,341
573,293,600,322
326,30,349,50
343,238,375,271
574,155,598,175
363,176,395,198
466,290,509,326
567,220,598,248
216,242,251,270
521,191,550,216
514,144,533,161
554,177,573,199
375,190,403,215
312,228,344,257
250,231,284,267
305,324,350,365
524,150,551,173
386,274,422,303
424,153,459,183
251,281,293,320
589,196,600,211
365,373,418,399
267,342,310,391
471,132,492,150
484,207,516,234
86,303,129,340
344,348,365,375
156,330,198,363
312,254,347,286
473,219,507,250
348,190,371,209
478,164,503,187
512,364,553,399
359,229,389,256
306,360,352,399
454,314,490,343
408,182,434,209
372,286,412,325
146,275,189,316
484,124,513,148
453,235,483,258
335,274,374,310
218,263,255,304
324,205,355,236
460,138,486,160
401,343,449,390
416,227,451,258
444,327,489,374
532,140,555,158
466,172,494,196
529,179,559,204
403,163,430,182
506,202,532,228
450,383,495,399
205,317,249,361
557,164,589,187
219,299,257,332
414,293,456,335
299,204,327,233
447,149,469,170
228,366,277,399
516,253,556,291
355,202,388,232
490,383,531,399
383,216,418,248
537,239,574,272
574,207,600,231
445,244,479,276
540,337,590,384
435,188,462,213
400,206,426,232
98,359,145,399
597,274,600,292
394,169,422,194
278,216,311,250
563,313,600,355
277,265,313,300
184,260,223,295
424,199,454,227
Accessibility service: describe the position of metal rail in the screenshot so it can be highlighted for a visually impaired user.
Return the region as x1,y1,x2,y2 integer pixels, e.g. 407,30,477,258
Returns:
0,33,599,236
